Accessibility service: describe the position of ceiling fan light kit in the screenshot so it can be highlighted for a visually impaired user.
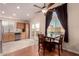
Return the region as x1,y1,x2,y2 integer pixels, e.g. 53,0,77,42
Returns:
42,8,48,14
33,3,55,15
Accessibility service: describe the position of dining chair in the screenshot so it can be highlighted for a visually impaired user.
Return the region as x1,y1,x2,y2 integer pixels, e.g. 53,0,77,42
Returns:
38,34,46,55
44,36,55,52
52,34,64,56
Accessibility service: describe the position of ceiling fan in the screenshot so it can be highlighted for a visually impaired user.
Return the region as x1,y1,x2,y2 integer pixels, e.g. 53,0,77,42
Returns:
33,3,54,14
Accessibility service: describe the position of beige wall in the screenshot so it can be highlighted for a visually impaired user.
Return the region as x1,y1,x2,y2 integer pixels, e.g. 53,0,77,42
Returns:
30,13,45,39
30,3,79,54
63,3,79,54
0,20,2,53
0,20,2,41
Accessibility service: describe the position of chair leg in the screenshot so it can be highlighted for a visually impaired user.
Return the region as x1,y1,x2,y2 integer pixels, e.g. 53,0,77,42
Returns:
58,45,60,56
43,43,45,56
38,43,41,56
43,47,45,56
60,43,63,53
61,44,63,52
38,44,40,52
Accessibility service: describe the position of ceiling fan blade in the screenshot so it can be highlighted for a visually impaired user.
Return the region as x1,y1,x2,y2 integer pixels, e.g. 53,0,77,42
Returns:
34,5,42,9
47,3,55,8
42,3,46,8
46,3,55,12
35,10,42,13
48,3,63,10
44,3,46,7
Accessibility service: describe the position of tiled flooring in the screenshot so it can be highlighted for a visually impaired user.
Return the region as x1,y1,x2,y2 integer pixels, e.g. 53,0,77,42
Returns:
5,45,79,56
2,39,38,55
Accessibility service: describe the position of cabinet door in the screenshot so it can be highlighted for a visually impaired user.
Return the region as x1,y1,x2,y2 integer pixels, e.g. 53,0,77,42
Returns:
21,32,26,39
17,23,24,29
3,32,15,42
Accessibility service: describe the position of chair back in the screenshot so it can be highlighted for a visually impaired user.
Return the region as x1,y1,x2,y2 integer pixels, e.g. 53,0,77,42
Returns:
59,35,64,44
38,34,45,43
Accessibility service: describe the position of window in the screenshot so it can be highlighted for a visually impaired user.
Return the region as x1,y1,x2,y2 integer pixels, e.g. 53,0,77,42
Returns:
35,23,40,31
47,11,65,37
2,20,16,32
31,23,40,37
32,24,35,30
32,23,40,31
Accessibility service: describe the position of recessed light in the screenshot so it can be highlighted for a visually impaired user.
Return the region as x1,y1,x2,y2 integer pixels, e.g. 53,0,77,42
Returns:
27,14,30,16
17,6,20,9
12,13,16,16
2,11,5,14
2,3,7,4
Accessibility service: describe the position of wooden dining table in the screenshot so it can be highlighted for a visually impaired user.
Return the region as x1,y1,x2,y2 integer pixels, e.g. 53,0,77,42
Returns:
44,35,60,52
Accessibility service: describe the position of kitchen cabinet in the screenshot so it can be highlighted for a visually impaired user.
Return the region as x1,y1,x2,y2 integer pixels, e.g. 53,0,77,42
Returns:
3,32,15,42
16,22,25,29
21,32,26,39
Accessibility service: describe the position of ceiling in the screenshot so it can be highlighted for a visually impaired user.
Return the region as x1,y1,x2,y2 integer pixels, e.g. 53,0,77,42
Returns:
0,3,49,20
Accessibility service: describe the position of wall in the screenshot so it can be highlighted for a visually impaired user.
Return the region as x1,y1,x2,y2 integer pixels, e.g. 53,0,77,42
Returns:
63,3,79,54
0,20,2,53
30,4,79,54
30,13,45,39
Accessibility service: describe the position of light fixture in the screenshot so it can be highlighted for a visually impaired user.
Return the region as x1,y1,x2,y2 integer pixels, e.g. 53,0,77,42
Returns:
17,6,20,9
27,14,30,16
42,8,48,14
2,3,7,4
12,13,16,16
2,11,5,14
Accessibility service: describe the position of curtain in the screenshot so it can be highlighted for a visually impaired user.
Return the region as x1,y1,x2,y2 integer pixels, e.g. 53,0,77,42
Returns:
45,11,53,35
55,4,69,42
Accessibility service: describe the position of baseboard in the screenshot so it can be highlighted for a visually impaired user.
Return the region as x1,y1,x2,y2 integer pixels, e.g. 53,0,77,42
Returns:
63,47,79,55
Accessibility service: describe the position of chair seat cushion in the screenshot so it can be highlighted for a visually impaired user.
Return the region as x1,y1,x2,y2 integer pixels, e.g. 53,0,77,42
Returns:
45,39,59,43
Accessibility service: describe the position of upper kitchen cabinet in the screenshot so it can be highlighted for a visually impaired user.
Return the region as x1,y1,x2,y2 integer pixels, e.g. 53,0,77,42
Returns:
16,22,25,30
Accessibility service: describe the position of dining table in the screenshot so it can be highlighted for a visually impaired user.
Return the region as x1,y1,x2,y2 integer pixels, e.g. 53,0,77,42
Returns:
44,34,60,52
